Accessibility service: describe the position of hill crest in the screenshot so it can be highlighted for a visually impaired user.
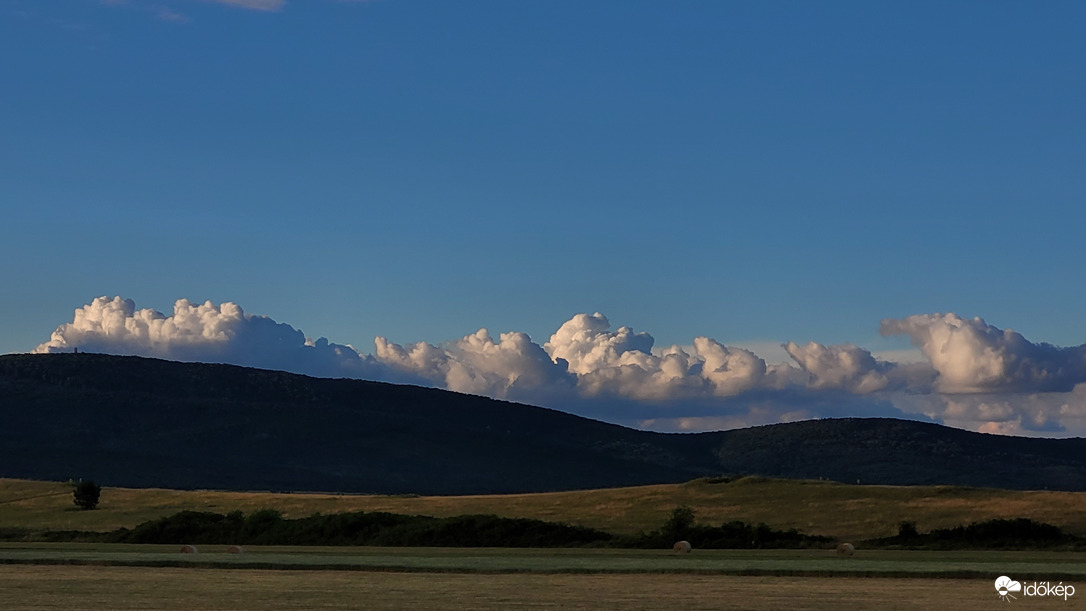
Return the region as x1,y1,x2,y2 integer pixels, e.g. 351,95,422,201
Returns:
1,353,1084,493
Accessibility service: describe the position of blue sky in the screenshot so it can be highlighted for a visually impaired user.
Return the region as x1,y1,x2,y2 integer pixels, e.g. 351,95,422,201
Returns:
5,1,1086,436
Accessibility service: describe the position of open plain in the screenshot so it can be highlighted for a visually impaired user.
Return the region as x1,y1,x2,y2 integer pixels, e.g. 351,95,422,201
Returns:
2,546,1083,610
5,476,1086,543
0,566,1034,611
4,478,1085,609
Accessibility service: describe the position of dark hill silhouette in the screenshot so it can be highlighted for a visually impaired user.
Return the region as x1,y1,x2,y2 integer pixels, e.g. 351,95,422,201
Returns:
1,353,1084,493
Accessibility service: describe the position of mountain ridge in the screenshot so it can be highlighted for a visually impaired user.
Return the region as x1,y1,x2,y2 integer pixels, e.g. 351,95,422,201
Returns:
1,353,1084,493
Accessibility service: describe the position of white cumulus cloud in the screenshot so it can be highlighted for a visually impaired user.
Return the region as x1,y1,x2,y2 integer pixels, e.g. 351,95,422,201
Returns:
374,328,575,403
540,313,776,401
880,313,1086,393
783,341,890,394
34,296,382,379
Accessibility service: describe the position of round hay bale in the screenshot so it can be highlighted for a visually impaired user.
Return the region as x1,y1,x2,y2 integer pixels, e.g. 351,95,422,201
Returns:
180,545,198,554
672,540,692,554
835,543,855,557
226,545,244,554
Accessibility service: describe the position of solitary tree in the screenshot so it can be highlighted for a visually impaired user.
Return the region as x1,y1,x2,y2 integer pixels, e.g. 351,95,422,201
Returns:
73,480,101,510
664,505,696,540
897,521,919,540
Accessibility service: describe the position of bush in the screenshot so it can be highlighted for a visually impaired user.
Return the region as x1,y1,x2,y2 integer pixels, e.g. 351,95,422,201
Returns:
898,521,919,539
73,480,101,510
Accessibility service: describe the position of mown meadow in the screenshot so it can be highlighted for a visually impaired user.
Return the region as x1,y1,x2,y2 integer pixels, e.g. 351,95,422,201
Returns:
4,476,1086,543
1,546,1082,610
0,564,1039,611
4,477,1084,609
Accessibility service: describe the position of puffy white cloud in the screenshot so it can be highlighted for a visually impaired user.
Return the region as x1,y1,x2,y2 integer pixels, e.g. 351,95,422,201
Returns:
778,340,938,395
540,313,772,401
374,329,575,402
695,337,768,396
543,313,654,375
880,313,1086,393
372,316,778,405
34,296,382,379
36,296,242,356
783,341,889,394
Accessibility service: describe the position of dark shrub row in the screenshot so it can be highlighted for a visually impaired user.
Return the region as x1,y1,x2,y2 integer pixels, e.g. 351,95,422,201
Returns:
868,518,1080,549
4,507,1074,550
107,509,613,547
105,506,834,549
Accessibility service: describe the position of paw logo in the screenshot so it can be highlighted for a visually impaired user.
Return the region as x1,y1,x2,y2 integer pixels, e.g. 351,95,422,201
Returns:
995,576,1022,602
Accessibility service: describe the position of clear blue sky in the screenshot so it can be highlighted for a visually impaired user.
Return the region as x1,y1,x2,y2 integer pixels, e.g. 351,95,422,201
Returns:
5,1,1086,435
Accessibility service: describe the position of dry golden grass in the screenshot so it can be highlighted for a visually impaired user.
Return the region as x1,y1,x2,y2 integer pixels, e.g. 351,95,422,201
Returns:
4,476,1086,542
0,564,1027,611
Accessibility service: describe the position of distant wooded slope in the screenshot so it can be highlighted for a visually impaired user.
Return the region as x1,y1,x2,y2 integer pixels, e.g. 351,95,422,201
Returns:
1,354,1083,493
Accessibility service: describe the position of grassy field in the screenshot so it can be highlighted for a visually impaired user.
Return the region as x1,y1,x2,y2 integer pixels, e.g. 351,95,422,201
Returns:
3,538,1082,609
2,544,1084,579
4,476,1086,542
6,477,1082,609
3,546,1083,610
2,545,1083,608
0,565,1029,611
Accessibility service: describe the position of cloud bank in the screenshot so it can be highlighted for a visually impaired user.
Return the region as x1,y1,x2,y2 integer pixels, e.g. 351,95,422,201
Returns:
32,297,1086,437
880,313,1086,393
